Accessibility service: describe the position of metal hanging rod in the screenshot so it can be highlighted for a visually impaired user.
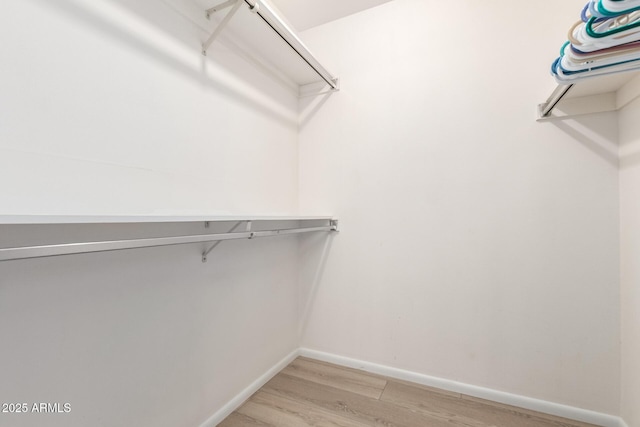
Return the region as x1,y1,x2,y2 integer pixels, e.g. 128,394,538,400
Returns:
202,0,339,91
539,84,574,118
0,222,338,262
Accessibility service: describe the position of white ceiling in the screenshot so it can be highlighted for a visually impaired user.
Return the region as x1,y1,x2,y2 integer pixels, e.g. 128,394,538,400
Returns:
269,0,394,31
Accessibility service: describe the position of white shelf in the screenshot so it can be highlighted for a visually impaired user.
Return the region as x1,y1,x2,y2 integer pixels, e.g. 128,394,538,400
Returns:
0,215,334,225
0,215,338,262
191,0,338,93
538,71,640,120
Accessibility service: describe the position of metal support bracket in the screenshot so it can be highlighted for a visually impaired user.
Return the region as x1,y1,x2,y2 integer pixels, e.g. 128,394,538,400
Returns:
202,221,244,263
202,0,243,56
538,84,574,119
205,0,238,17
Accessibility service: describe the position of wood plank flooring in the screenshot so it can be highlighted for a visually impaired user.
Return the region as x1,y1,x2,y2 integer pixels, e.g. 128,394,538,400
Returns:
218,357,601,427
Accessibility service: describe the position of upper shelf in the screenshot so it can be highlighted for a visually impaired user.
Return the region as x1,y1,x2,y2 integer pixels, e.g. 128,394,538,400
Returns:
194,0,339,94
0,215,338,262
538,70,640,121
0,215,334,225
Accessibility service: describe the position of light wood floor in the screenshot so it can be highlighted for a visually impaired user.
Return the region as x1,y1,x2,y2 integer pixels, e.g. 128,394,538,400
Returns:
219,357,600,427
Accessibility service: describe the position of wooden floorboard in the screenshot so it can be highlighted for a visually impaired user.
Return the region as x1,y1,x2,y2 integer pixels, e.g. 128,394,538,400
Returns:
282,357,387,399
263,372,457,427
219,357,602,427
380,380,598,427
218,411,272,426
458,395,599,427
238,391,371,427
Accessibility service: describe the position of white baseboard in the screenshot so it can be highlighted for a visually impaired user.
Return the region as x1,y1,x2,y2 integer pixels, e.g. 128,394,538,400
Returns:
198,348,300,427
299,348,623,427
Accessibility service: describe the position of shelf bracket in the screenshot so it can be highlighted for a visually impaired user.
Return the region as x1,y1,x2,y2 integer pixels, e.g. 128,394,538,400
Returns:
202,220,249,263
205,0,239,17
538,84,574,119
202,0,243,56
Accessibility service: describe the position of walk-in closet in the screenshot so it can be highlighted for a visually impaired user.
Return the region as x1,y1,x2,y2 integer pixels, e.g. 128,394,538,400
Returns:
1,0,639,426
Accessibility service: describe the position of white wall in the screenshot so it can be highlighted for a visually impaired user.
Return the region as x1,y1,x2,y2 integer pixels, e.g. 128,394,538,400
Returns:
619,96,640,427
0,0,299,216
298,0,621,415
0,0,301,426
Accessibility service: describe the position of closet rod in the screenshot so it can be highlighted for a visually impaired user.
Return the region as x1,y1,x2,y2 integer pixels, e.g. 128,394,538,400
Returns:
243,0,339,90
0,225,337,262
540,84,574,118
